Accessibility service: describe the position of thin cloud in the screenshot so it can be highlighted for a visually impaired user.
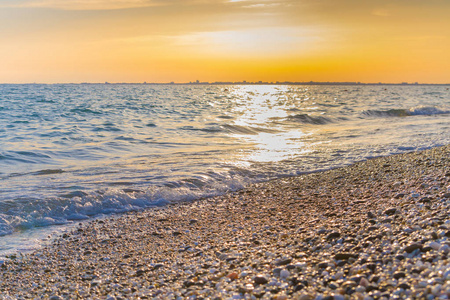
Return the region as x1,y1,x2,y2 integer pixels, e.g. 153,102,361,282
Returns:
0,0,177,10
0,0,302,11
372,8,390,17
0,0,292,10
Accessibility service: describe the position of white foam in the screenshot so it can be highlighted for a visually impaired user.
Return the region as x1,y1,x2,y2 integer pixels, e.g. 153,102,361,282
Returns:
409,105,450,115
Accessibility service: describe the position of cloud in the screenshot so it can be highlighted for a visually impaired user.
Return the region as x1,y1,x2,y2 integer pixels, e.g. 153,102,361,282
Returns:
0,0,175,10
0,0,295,11
372,8,390,17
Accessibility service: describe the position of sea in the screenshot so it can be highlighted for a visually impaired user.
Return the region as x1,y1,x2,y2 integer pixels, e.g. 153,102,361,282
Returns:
1,84,449,256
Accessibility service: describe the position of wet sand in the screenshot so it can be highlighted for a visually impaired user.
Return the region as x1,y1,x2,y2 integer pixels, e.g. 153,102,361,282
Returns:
0,146,449,299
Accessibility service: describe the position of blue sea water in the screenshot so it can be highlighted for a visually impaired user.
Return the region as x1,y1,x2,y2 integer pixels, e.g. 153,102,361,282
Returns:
1,84,449,254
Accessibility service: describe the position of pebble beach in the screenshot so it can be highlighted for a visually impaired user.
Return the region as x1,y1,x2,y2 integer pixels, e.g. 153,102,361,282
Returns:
1,145,449,300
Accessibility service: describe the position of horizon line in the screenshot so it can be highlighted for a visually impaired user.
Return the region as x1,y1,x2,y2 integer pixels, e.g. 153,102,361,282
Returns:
1,81,450,85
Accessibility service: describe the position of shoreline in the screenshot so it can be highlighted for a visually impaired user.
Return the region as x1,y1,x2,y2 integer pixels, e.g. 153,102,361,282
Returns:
1,146,449,299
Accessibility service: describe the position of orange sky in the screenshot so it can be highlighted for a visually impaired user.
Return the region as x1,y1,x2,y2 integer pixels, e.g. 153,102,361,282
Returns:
0,0,449,83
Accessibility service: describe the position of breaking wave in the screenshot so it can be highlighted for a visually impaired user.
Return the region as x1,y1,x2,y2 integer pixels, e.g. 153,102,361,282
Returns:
362,106,450,118
0,175,251,236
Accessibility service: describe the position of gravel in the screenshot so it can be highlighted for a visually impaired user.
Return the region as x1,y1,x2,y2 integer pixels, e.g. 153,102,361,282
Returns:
0,145,449,299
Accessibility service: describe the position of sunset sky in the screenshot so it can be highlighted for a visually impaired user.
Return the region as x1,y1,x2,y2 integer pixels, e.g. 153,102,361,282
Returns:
0,0,449,83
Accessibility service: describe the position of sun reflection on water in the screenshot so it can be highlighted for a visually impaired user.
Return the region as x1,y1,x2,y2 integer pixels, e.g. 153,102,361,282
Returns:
225,85,311,163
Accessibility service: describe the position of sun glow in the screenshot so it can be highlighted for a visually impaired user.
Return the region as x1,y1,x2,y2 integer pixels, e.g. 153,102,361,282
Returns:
0,0,449,83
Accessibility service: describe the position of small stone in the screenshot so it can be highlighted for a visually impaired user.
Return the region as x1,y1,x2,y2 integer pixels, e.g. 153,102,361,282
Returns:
403,243,422,253
333,294,345,300
429,242,440,250
359,277,369,287
342,281,358,289
244,283,254,293
336,260,347,267
393,272,406,279
227,272,239,280
49,296,62,300
419,197,431,203
318,261,329,268
326,232,341,240
431,284,442,295
422,246,433,253
273,268,282,277
383,208,397,216
297,294,313,300
274,258,292,266
398,283,410,290
294,284,305,292
218,253,228,260
439,244,449,253
367,211,375,219
328,282,339,289
352,292,364,300
254,275,269,285
404,228,413,233
334,252,358,260
366,284,378,292
183,280,196,287
335,272,344,280
280,270,290,279
364,263,377,272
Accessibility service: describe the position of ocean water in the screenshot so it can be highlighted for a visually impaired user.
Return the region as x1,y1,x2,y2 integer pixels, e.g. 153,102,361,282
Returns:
1,84,449,254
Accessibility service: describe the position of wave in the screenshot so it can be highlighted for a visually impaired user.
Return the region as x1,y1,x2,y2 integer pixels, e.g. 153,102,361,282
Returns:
0,151,53,165
0,176,250,236
409,106,450,115
285,114,334,125
179,125,223,133
221,124,281,135
362,106,450,118
70,107,102,115
33,169,65,176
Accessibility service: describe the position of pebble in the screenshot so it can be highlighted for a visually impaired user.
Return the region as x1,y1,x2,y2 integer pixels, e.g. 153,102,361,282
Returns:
359,277,369,287
403,243,423,253
384,208,397,216
334,252,358,260
429,242,441,250
0,145,449,300
280,270,290,279
326,231,341,240
393,272,406,279
333,295,345,300
254,275,269,285
274,258,292,266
